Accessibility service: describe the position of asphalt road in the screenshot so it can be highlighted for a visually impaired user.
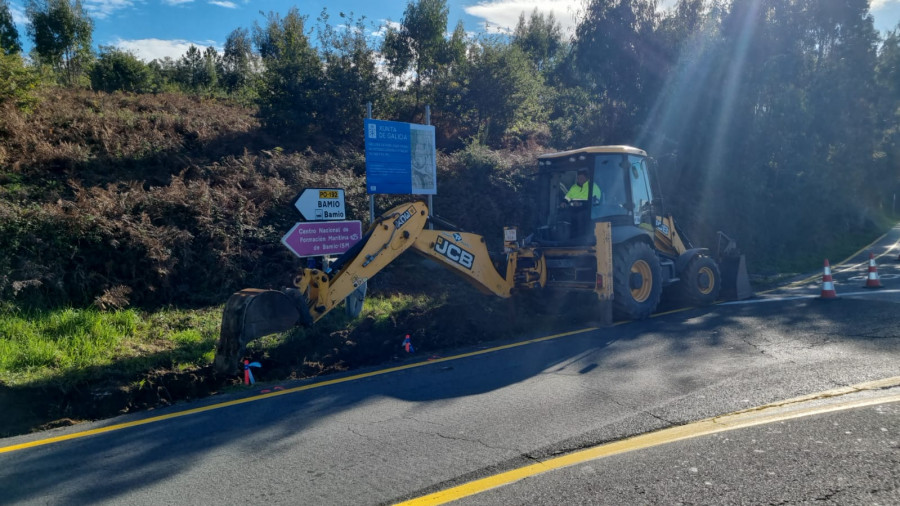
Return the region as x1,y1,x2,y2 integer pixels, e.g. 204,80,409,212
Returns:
1,226,899,505
458,399,900,505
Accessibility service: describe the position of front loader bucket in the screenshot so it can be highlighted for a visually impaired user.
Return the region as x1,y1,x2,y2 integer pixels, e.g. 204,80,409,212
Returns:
719,254,753,301
214,289,308,374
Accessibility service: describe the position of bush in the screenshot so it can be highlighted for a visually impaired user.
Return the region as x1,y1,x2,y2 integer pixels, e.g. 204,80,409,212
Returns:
434,140,541,250
90,47,152,93
0,52,40,111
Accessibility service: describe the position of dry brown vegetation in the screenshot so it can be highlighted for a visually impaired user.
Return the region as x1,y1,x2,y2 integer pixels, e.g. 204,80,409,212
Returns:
0,89,551,312
0,90,356,309
0,89,577,435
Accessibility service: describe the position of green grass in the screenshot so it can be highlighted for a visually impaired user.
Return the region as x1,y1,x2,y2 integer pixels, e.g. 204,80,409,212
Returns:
365,293,443,324
248,292,444,352
0,306,221,387
0,291,444,389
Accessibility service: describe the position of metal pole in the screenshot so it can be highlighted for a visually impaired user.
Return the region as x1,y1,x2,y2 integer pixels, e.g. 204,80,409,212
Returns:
425,105,433,229
367,102,375,225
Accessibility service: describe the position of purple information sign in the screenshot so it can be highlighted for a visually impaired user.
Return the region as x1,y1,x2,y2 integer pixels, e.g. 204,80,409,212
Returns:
281,220,363,258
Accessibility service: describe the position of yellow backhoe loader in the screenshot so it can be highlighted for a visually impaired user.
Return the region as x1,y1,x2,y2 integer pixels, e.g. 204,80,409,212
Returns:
214,146,752,373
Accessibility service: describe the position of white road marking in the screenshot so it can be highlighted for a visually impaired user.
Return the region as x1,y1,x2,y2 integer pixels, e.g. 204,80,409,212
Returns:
719,290,900,306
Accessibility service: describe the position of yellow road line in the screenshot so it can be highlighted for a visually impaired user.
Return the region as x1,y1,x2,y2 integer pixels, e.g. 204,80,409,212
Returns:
0,327,598,455
397,376,900,506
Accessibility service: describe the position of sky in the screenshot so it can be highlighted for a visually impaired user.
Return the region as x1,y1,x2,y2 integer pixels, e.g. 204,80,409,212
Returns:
5,0,900,62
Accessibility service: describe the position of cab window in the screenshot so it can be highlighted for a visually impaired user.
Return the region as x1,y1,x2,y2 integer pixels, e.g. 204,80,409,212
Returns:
592,154,628,219
629,155,653,227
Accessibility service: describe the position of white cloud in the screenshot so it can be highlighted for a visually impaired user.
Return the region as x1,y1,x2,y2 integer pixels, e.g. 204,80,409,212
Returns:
9,4,27,25
209,0,237,8
371,20,402,38
462,0,698,35
872,0,900,9
463,0,581,35
658,0,678,10
113,37,220,61
83,0,134,19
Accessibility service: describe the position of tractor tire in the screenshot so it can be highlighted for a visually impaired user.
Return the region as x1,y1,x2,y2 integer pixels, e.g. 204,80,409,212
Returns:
673,255,721,307
613,241,662,320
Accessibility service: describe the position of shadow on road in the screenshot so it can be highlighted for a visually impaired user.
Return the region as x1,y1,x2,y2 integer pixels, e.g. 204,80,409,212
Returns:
3,292,899,504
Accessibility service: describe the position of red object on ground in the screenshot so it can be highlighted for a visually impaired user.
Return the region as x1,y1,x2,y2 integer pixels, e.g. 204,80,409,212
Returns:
864,252,882,289
820,259,837,299
403,334,414,353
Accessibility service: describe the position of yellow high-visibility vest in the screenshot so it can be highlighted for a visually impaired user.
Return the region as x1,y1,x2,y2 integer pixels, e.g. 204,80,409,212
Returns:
565,182,602,201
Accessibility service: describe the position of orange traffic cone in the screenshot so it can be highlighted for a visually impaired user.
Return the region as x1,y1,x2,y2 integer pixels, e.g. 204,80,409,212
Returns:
820,259,837,299
863,252,882,288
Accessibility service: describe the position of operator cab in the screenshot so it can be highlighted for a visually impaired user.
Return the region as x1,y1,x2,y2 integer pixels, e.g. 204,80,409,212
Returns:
535,146,656,245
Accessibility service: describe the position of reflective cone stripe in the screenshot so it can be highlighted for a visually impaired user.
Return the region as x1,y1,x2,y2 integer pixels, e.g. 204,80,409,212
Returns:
864,252,882,288
820,259,837,299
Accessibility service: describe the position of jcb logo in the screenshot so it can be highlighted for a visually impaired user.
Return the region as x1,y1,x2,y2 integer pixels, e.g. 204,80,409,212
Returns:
434,237,474,270
393,206,416,229
655,219,670,236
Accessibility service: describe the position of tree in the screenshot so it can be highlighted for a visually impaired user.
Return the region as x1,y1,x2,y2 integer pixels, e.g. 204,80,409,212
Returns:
0,52,39,110
0,0,21,55
253,8,323,135
147,56,178,91
201,45,220,90
877,27,900,203
431,20,469,135
466,40,547,144
0,0,36,109
513,9,563,73
172,44,220,92
877,28,900,105
381,0,451,114
26,0,93,85
175,44,201,89
316,10,383,142
222,27,257,93
572,0,662,140
90,46,151,93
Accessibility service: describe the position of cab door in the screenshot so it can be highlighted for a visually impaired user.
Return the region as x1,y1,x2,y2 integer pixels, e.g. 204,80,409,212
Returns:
628,155,654,229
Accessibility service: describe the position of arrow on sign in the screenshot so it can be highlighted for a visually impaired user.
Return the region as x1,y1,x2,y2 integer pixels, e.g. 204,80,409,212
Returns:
281,220,362,258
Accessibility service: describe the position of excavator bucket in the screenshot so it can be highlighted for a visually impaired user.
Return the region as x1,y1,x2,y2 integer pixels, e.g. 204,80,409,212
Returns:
214,289,308,374
719,254,753,300
716,232,753,301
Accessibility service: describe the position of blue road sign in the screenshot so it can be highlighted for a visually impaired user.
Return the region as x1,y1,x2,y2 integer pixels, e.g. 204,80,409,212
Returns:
364,119,436,195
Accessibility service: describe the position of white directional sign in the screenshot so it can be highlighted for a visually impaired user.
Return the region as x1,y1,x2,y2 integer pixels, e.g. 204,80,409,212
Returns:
294,188,346,221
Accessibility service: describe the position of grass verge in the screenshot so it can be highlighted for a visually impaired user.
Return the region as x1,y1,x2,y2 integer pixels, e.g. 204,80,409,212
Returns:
0,306,221,389
0,271,555,437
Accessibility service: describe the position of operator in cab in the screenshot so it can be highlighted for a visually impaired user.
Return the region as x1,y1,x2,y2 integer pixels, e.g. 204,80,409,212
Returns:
562,169,602,206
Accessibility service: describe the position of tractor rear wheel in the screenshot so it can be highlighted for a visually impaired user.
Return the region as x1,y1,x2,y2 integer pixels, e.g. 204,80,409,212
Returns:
612,241,662,320
674,255,721,306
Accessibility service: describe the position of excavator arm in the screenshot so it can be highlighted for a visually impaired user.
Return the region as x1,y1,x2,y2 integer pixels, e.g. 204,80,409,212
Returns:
410,229,516,297
214,201,524,373
295,202,432,322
